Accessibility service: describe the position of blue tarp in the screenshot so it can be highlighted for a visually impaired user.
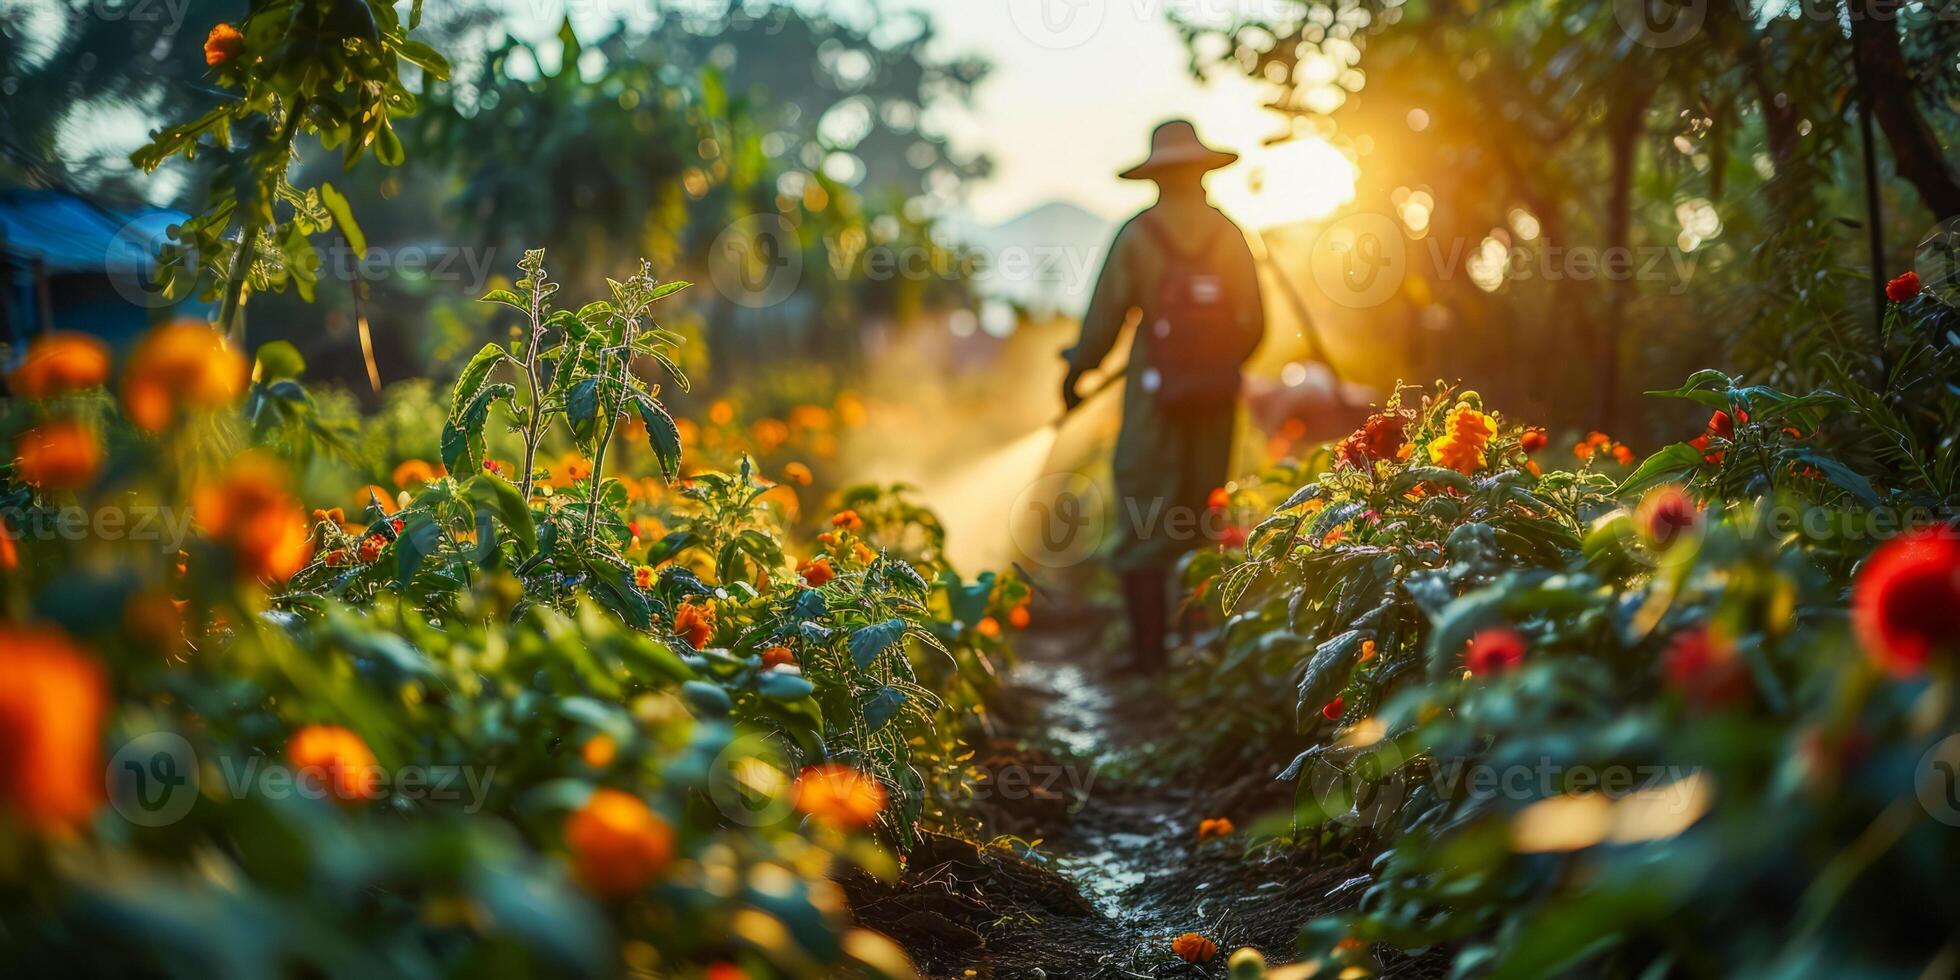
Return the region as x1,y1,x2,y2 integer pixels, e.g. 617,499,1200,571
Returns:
1,187,200,349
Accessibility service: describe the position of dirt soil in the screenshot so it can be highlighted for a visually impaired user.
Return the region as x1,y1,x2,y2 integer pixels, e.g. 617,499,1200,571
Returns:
849,614,1449,979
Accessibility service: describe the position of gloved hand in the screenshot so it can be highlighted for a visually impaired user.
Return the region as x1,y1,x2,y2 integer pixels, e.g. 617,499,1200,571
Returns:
1061,368,1085,412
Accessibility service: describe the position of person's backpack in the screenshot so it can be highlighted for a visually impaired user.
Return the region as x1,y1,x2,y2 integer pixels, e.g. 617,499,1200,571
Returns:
1136,215,1242,408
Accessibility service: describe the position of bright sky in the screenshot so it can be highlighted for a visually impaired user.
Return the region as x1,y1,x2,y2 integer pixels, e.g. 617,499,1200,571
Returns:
894,0,1356,227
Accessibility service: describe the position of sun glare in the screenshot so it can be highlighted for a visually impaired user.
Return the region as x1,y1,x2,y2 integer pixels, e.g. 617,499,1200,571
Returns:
1213,136,1359,231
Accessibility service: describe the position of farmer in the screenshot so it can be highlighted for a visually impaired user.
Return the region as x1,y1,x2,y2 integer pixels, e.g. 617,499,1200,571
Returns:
1061,119,1265,673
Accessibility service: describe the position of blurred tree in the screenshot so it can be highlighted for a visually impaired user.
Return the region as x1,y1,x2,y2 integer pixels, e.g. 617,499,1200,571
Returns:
1178,0,1957,433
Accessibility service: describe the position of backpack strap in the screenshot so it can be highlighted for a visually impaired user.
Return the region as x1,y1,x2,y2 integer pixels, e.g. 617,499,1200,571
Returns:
1136,211,1222,269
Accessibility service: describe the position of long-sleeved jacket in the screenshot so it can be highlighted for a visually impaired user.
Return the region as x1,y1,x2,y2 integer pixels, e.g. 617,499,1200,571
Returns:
1067,194,1265,570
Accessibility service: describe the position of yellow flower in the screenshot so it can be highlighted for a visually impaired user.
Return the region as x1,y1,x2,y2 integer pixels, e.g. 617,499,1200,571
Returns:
1427,403,1497,475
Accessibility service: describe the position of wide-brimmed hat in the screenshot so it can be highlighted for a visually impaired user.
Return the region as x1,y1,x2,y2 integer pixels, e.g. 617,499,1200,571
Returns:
1117,120,1238,180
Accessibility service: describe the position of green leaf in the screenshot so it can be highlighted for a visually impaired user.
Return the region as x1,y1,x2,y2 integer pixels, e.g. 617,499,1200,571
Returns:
1295,630,1365,729
449,342,514,415
636,398,683,482
478,289,528,312
1617,443,1706,495
757,672,816,701
1645,369,1734,409
863,687,908,733
318,181,366,255
1781,448,1880,507
849,618,908,669
441,382,514,475
253,340,306,382
648,280,691,301
680,680,733,716
396,38,450,79
463,473,536,552
395,516,441,589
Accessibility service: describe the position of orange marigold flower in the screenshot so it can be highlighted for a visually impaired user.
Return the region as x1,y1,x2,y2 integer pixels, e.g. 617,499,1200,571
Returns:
1852,528,1960,675
1427,403,1496,475
562,455,593,482
1206,487,1231,512
792,763,886,829
355,534,385,564
1886,270,1923,303
311,507,345,526
831,509,864,530
203,22,243,66
1360,639,1378,661
120,322,246,432
1519,427,1549,454
633,564,655,590
976,616,1002,639
799,556,835,587
708,400,735,426
323,548,350,566
1197,817,1235,842
287,724,380,805
195,455,313,582
581,733,617,769
9,332,109,399
783,462,814,486
14,420,102,490
1008,605,1032,629
1465,627,1525,675
761,646,797,670
1171,933,1218,963
853,541,877,565
1612,443,1635,466
0,626,105,833
566,788,675,898
673,601,715,648
391,459,437,488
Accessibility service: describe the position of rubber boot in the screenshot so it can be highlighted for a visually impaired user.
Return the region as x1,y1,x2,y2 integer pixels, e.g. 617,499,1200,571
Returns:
1120,569,1168,674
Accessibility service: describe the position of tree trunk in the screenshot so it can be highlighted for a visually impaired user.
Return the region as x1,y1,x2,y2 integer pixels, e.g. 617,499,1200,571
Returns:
1850,3,1960,218
1597,86,1653,432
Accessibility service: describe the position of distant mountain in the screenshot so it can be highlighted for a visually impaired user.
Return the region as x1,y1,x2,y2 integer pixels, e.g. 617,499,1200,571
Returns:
952,201,1115,317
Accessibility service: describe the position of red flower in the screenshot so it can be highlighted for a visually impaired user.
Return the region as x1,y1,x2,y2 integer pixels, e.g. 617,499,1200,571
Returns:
829,509,864,530
203,23,243,67
1636,484,1701,549
1218,525,1248,549
1852,528,1960,675
1334,411,1408,470
1520,428,1548,453
761,646,797,670
1464,627,1525,675
1886,270,1922,303
1663,627,1751,706
1206,487,1231,512
1321,696,1344,721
